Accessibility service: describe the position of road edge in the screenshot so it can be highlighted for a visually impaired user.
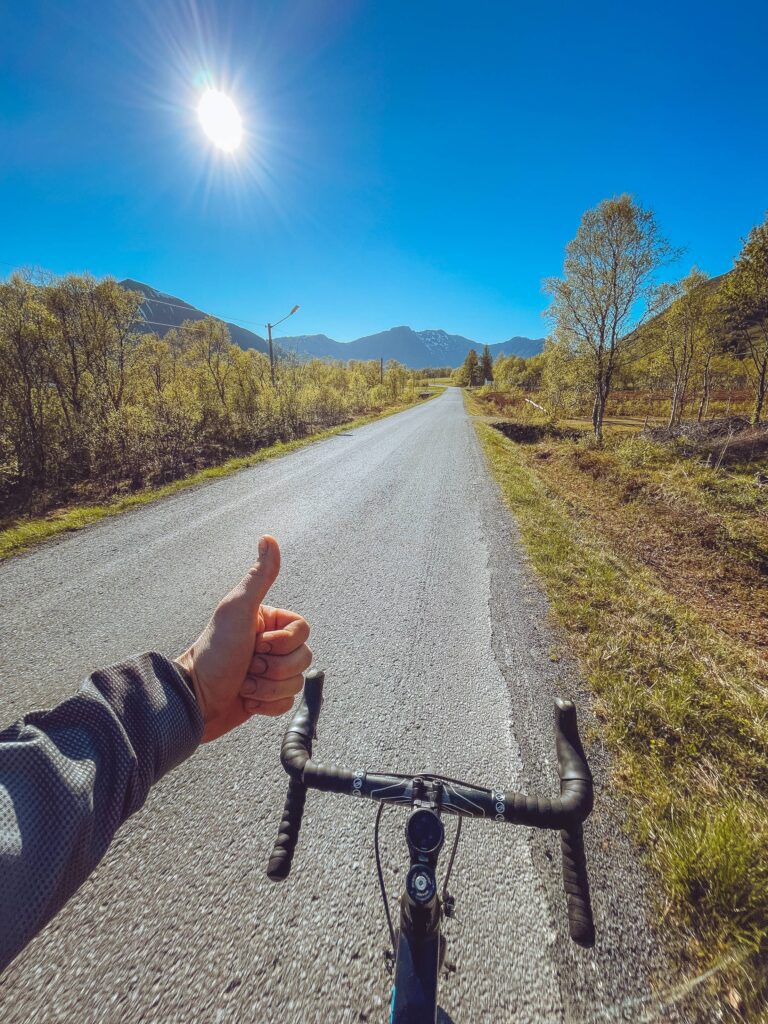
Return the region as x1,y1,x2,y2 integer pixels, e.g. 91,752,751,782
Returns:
465,390,722,1022
0,391,445,563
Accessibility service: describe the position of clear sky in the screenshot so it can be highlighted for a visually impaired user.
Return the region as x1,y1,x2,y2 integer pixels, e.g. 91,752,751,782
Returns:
1,1,767,343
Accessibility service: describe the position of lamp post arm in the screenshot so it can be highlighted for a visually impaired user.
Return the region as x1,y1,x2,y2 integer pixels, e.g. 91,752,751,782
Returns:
269,305,300,330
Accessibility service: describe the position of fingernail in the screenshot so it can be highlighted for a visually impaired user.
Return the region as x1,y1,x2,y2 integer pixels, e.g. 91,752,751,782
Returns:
242,679,259,695
258,536,268,556
256,641,272,654
251,657,267,675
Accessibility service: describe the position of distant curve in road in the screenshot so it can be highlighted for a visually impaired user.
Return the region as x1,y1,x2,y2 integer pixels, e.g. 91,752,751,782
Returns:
1,388,671,1022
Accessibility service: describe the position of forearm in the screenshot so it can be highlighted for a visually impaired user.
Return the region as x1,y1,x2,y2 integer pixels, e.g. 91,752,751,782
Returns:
0,653,203,971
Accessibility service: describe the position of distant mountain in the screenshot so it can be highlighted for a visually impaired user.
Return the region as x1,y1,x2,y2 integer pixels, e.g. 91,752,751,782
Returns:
120,279,269,354
119,280,544,367
281,327,544,367
281,334,341,359
489,335,546,359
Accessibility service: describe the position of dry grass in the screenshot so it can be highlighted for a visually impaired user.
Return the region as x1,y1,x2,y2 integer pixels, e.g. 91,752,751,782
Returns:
469,391,768,1020
539,439,768,654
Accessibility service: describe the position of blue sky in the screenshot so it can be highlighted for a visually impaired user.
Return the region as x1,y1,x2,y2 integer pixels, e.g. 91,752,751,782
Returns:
1,1,767,343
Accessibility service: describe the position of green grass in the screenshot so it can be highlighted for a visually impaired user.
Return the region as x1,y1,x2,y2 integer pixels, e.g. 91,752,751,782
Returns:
0,396,438,562
470,401,768,1020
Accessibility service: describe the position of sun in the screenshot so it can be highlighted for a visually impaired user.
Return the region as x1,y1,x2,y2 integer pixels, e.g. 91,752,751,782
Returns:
197,88,243,152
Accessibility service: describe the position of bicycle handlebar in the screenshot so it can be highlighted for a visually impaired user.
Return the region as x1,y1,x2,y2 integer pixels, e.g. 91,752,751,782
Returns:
267,669,595,946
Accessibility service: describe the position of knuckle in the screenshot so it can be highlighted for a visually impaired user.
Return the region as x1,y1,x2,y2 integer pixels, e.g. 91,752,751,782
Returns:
271,660,290,681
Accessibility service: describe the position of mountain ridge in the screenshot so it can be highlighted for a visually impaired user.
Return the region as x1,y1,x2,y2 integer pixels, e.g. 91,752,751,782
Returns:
120,279,544,368
121,278,270,354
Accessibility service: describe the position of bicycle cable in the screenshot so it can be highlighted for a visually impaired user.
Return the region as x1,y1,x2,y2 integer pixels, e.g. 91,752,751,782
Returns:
440,815,462,917
374,802,397,960
374,785,464,955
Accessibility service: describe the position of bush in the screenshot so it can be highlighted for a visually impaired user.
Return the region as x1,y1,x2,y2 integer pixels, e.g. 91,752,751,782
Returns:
0,272,418,512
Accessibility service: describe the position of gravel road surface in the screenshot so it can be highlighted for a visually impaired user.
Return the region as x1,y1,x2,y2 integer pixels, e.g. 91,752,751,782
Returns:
1,388,675,1022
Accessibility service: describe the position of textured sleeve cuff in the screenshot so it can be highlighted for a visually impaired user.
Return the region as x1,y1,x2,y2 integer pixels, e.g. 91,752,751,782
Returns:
81,652,204,816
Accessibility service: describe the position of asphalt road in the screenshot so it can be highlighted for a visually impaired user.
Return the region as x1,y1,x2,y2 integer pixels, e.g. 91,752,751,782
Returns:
1,388,676,1022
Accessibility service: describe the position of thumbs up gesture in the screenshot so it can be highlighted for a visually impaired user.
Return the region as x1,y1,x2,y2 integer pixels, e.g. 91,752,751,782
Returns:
175,536,312,742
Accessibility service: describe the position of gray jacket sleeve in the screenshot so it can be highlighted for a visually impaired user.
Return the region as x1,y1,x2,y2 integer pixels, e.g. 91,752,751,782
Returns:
0,652,204,972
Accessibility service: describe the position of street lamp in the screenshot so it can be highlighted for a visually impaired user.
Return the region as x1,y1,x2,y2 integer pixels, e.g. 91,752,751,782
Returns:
266,305,300,386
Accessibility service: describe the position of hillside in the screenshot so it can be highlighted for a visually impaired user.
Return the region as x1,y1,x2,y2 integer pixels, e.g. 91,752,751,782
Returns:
120,279,269,354
120,279,544,367
624,271,732,355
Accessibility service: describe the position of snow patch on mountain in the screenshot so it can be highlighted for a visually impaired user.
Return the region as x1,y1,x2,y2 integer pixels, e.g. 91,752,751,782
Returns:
418,330,453,353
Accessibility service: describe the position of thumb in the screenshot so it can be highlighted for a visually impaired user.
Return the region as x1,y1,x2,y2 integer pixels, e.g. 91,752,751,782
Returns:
241,534,281,613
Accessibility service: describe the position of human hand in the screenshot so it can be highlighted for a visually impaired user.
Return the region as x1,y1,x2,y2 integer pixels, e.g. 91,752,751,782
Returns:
175,535,311,742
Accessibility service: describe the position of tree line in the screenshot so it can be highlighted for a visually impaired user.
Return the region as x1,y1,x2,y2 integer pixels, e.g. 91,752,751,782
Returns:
454,346,494,387
454,201,768,439
0,272,417,512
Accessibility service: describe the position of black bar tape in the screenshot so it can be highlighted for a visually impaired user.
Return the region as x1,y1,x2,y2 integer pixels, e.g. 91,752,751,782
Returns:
554,698,592,784
266,777,307,881
560,822,595,947
266,670,325,882
280,669,324,778
498,701,593,827
268,680,597,951
501,778,592,827
553,698,595,945
302,760,355,792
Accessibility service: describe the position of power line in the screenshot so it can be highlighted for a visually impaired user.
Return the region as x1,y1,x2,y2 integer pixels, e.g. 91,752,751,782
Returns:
134,313,296,341
129,293,267,332
135,317,225,332
133,317,290,351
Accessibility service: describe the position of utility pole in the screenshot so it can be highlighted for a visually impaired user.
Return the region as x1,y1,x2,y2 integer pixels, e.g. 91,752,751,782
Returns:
267,322,275,386
265,305,300,388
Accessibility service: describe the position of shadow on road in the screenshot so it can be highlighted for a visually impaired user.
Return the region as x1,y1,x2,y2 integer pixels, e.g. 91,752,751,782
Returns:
437,1008,457,1024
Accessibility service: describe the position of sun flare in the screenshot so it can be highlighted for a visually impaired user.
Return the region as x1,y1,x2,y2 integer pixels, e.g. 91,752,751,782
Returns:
197,88,242,152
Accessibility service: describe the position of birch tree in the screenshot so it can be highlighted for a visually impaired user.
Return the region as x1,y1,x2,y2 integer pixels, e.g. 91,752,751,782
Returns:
545,195,676,441
724,216,768,424
662,269,710,427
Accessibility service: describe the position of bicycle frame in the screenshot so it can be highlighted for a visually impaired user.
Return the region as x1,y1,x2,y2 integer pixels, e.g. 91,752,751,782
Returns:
391,898,442,1023
389,784,449,1023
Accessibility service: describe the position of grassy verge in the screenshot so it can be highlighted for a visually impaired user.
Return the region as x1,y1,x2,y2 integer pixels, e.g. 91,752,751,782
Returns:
0,396,439,562
467,392,768,1020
